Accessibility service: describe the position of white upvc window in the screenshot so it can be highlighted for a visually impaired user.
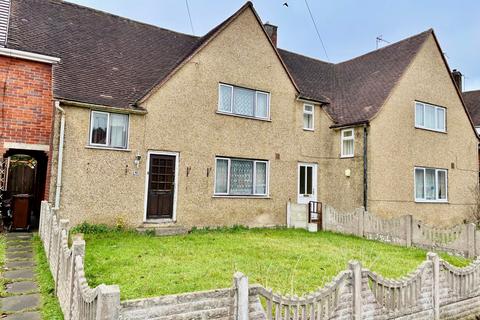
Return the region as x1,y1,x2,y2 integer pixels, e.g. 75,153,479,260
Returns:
218,83,270,120
340,129,354,158
303,104,314,130
89,111,129,149
414,167,448,202
415,102,446,132
214,157,269,196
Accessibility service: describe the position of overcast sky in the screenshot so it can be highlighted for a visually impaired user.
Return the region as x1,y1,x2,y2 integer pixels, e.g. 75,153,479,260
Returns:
69,0,480,92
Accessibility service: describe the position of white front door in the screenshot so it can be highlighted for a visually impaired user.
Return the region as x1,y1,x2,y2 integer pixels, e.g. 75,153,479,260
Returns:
297,163,317,204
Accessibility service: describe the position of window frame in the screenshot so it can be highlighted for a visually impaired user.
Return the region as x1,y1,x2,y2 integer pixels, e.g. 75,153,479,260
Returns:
340,128,355,158
89,110,129,149
214,157,269,197
414,101,447,133
303,104,314,131
217,83,270,120
414,167,448,203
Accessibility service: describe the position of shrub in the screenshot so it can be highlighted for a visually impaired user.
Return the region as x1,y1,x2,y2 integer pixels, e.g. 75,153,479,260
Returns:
71,222,112,234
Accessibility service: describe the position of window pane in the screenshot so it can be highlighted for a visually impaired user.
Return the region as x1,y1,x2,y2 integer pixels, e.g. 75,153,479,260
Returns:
219,85,232,112
343,140,354,156
415,169,425,200
438,170,447,200
233,87,255,116
109,114,128,148
425,169,436,200
304,105,313,112
91,112,108,145
425,105,436,129
299,166,306,194
215,159,228,194
255,162,267,194
256,93,268,118
230,160,253,195
436,108,445,131
343,130,353,138
304,113,313,129
306,166,313,195
415,103,424,126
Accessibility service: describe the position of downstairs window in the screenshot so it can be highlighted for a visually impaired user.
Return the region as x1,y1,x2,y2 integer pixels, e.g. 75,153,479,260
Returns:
215,157,268,196
414,167,448,202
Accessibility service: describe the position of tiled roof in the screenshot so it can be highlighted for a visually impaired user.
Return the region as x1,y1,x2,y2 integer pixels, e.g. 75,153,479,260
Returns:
6,0,432,126
280,30,432,126
463,90,480,126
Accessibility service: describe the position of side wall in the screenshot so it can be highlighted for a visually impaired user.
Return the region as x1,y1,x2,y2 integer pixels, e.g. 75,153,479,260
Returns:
368,35,479,226
0,55,54,198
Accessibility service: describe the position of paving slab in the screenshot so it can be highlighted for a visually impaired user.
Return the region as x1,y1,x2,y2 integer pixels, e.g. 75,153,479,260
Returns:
6,233,32,240
6,246,33,253
0,294,40,312
3,268,35,280
6,252,34,260
5,260,35,269
4,312,41,320
6,281,39,294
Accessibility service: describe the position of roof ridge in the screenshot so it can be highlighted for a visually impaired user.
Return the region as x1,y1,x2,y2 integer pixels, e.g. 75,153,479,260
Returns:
337,29,433,65
55,0,199,39
464,89,480,94
278,48,333,65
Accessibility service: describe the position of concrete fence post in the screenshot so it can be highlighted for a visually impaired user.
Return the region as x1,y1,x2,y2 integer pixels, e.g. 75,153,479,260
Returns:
321,203,328,231
67,235,85,320
349,261,362,320
96,284,121,320
233,272,249,320
405,215,413,247
427,252,440,320
466,223,476,259
358,207,365,237
54,219,69,294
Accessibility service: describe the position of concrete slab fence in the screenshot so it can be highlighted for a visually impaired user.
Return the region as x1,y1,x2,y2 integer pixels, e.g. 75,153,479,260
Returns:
288,202,480,258
40,201,480,319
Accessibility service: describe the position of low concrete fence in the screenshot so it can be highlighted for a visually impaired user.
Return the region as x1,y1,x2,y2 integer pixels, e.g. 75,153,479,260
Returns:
40,201,480,319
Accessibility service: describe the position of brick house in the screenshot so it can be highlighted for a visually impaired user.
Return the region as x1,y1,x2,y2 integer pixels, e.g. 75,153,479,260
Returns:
1,0,478,229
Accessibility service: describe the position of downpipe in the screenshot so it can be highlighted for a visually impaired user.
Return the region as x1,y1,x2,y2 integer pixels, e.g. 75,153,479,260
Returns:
54,100,65,210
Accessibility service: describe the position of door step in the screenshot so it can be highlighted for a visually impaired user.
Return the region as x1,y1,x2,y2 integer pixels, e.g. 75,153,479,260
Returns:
136,225,190,237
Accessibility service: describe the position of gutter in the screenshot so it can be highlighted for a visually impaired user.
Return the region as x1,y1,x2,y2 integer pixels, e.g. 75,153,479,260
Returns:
58,99,148,115
53,101,65,210
0,47,60,64
330,120,369,129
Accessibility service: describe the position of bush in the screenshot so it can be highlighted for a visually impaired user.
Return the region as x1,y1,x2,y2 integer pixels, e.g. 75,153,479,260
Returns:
71,222,112,234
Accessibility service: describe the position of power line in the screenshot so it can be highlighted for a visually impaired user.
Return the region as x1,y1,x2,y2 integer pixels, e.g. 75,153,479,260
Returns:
304,0,329,61
185,0,195,35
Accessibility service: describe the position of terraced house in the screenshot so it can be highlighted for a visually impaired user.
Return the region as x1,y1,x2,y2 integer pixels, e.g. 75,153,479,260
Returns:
0,0,478,230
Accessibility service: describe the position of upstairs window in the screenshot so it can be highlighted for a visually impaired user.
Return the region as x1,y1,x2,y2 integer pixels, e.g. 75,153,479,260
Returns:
415,102,446,132
341,129,354,158
90,111,129,149
414,167,447,202
215,157,268,196
218,84,270,119
303,104,314,130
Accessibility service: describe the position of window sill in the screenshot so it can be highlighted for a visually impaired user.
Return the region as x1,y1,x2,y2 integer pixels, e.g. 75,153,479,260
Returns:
415,200,448,204
340,155,354,159
212,195,271,199
414,126,447,134
303,128,315,132
216,111,271,122
85,145,131,152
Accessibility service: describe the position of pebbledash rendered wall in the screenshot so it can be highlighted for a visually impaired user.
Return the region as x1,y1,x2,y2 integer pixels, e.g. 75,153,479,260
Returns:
40,201,480,320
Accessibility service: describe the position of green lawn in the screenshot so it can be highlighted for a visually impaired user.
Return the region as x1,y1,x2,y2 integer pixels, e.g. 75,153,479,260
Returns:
78,227,470,300
33,235,64,319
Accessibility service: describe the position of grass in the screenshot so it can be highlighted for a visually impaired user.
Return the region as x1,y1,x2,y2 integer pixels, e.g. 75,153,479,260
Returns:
33,235,64,320
77,227,470,300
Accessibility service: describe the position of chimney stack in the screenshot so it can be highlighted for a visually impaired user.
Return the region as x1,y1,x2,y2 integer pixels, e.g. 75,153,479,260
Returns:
452,69,463,92
264,23,278,47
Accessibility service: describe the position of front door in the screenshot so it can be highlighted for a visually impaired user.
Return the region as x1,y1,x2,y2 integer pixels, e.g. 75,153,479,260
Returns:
298,163,317,204
146,154,176,220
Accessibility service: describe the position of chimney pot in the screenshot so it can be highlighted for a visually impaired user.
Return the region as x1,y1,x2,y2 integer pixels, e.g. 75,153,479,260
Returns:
452,69,463,92
264,23,278,47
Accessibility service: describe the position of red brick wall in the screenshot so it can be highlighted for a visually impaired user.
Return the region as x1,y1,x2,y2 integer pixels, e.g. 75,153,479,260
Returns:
0,56,54,199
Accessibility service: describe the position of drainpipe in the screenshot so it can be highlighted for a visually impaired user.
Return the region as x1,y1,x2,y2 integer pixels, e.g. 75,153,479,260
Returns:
363,125,368,210
54,101,65,210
